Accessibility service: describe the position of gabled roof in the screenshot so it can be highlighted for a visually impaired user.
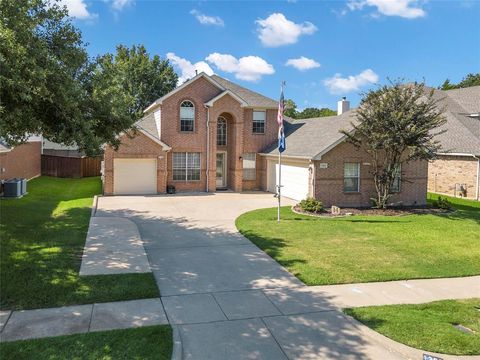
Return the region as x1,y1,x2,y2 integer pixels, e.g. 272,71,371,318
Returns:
210,75,278,108
205,90,248,107
135,112,171,150
261,111,357,160
431,86,480,156
144,72,278,113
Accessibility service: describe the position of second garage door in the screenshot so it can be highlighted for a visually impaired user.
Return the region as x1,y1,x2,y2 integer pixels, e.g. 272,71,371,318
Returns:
267,160,310,201
113,158,157,195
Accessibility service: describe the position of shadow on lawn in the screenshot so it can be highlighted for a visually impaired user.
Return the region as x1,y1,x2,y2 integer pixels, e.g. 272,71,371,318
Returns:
0,178,157,310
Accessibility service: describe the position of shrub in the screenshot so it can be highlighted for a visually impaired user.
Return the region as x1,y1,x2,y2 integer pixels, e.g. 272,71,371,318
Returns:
299,197,323,213
434,196,452,210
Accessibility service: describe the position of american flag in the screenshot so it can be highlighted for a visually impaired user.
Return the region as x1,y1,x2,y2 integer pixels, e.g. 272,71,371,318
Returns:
277,82,286,153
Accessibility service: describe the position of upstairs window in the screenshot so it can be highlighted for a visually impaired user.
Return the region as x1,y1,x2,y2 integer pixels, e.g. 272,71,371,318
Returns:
180,100,195,132
344,163,360,192
252,110,266,134
217,117,227,146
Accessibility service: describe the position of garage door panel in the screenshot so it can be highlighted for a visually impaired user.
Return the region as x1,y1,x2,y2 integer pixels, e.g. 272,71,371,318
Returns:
268,160,309,201
114,159,157,195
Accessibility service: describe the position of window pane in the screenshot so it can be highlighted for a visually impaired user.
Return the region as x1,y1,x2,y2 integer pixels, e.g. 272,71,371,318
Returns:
180,107,194,119
180,101,195,132
253,111,266,121
344,178,359,192
173,153,186,169
181,119,194,132
242,153,256,169
173,169,186,181
252,121,265,134
217,118,227,146
344,163,359,177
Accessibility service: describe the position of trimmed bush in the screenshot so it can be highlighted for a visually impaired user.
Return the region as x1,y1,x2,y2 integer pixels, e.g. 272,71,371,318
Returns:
299,197,323,213
434,196,452,210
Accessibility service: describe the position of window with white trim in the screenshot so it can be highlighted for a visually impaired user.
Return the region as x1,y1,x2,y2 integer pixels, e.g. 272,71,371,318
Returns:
217,117,227,146
390,164,401,193
243,153,256,180
173,153,200,181
180,100,195,132
252,110,266,134
344,163,360,192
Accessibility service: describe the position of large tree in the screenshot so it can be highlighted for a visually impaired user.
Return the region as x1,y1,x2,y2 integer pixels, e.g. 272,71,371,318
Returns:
341,82,446,209
0,0,177,155
297,107,336,119
439,73,480,90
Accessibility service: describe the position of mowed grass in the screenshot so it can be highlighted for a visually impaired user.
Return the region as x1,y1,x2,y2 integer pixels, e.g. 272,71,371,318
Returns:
0,325,173,360
236,194,480,285
345,298,480,355
0,177,158,310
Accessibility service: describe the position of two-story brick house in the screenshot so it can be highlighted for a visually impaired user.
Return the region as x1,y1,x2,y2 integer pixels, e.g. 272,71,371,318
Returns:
103,72,429,207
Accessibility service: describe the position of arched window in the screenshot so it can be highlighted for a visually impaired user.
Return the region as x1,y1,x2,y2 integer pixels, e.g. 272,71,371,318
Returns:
217,116,227,146
180,100,195,132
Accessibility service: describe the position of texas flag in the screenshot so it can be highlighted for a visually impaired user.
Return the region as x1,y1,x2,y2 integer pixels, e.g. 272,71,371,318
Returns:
277,84,286,153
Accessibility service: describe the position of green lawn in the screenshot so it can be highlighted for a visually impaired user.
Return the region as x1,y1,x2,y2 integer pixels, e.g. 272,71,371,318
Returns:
0,325,173,360
236,194,480,285
345,298,480,355
0,177,158,310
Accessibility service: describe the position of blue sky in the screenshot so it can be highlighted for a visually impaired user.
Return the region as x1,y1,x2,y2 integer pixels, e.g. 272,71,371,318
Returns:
66,0,479,110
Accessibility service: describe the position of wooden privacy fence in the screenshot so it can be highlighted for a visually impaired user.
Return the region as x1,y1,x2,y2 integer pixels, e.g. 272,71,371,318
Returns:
41,155,102,178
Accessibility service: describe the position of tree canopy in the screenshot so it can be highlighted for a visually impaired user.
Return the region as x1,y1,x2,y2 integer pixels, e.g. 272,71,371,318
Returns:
0,0,177,155
342,81,446,209
283,99,336,119
439,73,480,90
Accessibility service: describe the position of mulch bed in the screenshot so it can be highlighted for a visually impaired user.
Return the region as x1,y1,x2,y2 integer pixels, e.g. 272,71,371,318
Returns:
292,205,451,217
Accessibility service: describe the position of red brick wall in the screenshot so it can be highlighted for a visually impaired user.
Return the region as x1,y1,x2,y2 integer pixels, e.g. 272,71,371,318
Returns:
428,155,479,199
314,141,428,207
0,142,41,180
103,131,167,195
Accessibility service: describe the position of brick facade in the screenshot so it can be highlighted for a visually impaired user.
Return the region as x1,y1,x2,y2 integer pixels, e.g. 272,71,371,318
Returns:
428,155,479,200
104,76,278,195
0,142,41,180
313,141,428,207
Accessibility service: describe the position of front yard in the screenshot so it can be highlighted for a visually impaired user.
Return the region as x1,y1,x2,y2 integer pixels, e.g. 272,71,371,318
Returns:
0,325,172,360
0,177,158,310
236,194,480,285
345,298,480,355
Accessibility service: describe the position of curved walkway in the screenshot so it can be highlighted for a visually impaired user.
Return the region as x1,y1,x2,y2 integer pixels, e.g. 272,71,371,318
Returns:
2,193,479,360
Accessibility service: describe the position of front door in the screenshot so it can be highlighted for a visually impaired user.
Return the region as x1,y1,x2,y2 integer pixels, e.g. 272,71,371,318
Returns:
216,152,226,188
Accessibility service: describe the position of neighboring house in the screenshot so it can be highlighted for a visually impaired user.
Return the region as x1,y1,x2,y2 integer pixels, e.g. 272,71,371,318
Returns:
428,86,480,200
0,136,42,181
103,72,428,207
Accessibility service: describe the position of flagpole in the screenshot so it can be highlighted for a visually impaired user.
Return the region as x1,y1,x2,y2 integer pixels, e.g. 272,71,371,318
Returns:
277,81,285,223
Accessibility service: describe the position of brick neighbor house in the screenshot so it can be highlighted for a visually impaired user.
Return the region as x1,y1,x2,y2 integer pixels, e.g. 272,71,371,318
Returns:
103,72,428,207
0,136,42,181
427,86,479,200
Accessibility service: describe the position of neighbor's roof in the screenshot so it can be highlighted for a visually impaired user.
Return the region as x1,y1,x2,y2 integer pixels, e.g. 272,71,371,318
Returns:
261,111,357,160
134,112,171,150
431,86,480,156
144,72,278,113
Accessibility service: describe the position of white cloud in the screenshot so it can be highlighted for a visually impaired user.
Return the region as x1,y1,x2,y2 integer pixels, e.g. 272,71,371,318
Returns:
190,9,224,27
206,53,275,82
324,69,379,94
256,13,317,47
110,0,134,11
166,53,214,85
285,57,321,71
347,0,426,19
59,0,97,20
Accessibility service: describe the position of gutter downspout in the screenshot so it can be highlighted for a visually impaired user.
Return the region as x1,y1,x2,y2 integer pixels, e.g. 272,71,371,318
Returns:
205,105,210,193
474,155,480,201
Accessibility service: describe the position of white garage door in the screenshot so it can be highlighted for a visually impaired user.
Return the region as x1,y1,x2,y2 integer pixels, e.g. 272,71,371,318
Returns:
114,158,157,195
267,160,309,201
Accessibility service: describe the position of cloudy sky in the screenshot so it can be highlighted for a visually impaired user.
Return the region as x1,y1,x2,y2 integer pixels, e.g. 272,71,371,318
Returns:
63,0,479,109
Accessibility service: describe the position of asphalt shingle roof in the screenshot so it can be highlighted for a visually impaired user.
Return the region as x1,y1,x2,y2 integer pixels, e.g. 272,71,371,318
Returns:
211,75,278,108
262,111,357,159
432,86,480,155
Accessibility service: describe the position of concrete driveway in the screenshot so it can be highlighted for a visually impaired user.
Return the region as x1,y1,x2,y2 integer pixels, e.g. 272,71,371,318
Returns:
94,192,446,360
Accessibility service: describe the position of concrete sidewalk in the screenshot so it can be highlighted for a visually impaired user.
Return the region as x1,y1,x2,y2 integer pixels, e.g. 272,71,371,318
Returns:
0,298,167,342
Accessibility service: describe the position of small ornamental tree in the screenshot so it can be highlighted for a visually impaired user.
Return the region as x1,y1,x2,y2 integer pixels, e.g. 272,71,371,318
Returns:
341,81,446,209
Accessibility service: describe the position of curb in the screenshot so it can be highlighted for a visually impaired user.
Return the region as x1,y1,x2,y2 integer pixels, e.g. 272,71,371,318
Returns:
171,325,183,360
